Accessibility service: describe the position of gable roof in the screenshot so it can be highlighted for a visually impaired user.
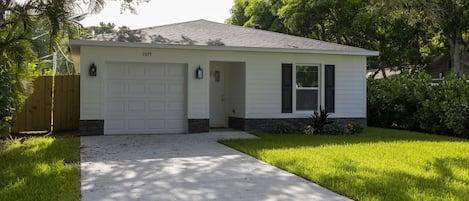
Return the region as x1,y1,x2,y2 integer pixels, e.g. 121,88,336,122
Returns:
71,19,378,56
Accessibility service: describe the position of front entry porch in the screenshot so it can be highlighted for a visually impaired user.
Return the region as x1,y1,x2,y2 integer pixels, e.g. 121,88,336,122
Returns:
209,61,246,129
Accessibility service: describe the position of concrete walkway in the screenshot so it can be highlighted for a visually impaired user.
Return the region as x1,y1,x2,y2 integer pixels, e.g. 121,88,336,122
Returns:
81,131,351,201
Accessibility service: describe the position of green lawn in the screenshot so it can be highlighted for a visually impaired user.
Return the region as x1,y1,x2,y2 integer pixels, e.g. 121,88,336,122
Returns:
0,137,80,201
220,128,469,201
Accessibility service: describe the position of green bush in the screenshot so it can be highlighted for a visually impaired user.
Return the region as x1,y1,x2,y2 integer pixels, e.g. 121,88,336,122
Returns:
345,122,364,135
323,123,344,135
367,72,469,137
0,121,11,138
323,122,364,135
274,122,294,134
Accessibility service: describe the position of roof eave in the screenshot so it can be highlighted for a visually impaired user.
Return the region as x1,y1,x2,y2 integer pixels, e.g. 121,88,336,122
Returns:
69,39,380,56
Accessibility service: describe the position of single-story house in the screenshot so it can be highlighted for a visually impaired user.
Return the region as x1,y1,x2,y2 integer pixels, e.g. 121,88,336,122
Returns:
70,19,379,135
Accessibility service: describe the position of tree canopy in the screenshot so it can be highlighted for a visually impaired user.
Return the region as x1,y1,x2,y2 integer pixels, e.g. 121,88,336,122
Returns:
227,0,468,76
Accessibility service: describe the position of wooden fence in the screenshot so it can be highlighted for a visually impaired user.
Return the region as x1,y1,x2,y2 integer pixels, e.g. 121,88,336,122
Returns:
12,75,80,133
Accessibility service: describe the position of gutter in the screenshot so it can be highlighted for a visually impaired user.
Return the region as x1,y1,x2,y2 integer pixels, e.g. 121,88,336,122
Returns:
70,39,380,57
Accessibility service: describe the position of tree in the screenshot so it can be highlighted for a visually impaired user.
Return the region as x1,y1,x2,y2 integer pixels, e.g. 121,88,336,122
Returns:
0,0,77,136
417,0,469,76
88,22,118,35
279,0,367,43
227,0,443,78
0,0,148,138
227,0,288,33
81,22,132,38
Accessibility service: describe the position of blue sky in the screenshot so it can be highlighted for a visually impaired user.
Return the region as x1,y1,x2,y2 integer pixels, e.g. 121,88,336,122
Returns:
80,0,234,29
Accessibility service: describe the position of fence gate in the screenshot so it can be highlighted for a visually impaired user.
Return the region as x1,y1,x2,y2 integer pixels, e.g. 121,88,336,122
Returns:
12,75,80,133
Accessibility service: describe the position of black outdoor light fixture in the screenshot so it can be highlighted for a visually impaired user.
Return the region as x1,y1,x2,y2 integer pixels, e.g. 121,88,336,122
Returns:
89,63,97,76
195,66,203,79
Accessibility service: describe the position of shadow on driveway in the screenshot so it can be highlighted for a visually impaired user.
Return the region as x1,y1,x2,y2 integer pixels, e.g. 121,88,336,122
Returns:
81,131,351,201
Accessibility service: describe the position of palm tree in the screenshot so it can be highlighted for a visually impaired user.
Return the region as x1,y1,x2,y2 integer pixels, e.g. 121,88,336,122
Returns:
0,0,106,137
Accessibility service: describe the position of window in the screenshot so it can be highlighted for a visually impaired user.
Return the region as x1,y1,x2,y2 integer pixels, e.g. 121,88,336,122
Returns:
296,64,319,111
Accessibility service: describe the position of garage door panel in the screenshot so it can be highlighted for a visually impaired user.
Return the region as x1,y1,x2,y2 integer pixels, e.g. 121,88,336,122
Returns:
167,101,184,110
167,78,184,84
129,65,145,76
148,120,165,129
164,113,184,120
108,80,126,97
128,119,145,129
107,119,126,130
108,101,126,114
167,86,184,96
148,67,165,76
148,83,165,94
127,81,146,96
148,101,165,112
167,120,185,129
167,65,184,74
109,64,126,77
127,101,146,113
105,62,186,134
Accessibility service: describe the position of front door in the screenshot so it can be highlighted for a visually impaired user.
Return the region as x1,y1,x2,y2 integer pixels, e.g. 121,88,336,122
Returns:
210,64,226,127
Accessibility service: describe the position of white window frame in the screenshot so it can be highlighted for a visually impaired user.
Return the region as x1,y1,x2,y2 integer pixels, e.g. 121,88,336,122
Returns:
293,63,321,113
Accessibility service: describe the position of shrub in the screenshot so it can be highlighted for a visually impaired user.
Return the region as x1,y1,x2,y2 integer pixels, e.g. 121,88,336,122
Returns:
345,122,364,135
323,122,364,135
323,123,344,135
367,73,431,130
274,122,293,134
367,72,469,137
311,108,332,134
301,125,314,135
0,121,11,139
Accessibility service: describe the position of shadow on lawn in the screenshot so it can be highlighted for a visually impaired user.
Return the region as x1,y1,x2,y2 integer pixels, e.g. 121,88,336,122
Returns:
311,157,469,201
219,128,469,200
0,137,80,201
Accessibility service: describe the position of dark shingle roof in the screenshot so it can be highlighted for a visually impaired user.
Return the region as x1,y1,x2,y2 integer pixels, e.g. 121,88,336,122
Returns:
85,19,374,53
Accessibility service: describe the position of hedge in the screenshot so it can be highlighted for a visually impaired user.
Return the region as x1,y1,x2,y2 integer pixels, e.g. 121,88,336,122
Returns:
367,72,469,137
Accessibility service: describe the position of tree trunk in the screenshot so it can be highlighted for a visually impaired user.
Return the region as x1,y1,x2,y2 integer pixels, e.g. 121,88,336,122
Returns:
371,68,380,79
448,31,463,76
381,67,387,79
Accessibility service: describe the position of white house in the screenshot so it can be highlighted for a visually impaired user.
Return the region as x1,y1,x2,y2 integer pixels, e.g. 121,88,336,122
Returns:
70,19,379,135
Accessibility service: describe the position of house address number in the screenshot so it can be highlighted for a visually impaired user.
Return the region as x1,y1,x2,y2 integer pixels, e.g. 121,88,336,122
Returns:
142,52,152,56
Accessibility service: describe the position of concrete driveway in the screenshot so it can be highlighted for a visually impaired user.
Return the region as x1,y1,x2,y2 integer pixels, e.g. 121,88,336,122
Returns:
81,131,351,201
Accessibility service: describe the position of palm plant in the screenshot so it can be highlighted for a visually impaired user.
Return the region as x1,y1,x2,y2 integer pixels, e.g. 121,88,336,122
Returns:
311,108,332,134
0,0,104,138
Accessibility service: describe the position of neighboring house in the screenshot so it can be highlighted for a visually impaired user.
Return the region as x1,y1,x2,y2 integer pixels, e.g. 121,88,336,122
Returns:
366,68,401,79
70,19,378,135
426,53,469,78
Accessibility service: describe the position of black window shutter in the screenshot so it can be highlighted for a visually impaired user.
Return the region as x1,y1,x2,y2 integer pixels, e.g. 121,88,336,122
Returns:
325,65,335,113
281,64,293,113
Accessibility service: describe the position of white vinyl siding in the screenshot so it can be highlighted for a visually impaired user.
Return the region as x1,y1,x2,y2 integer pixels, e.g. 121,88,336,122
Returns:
335,62,366,117
78,46,367,126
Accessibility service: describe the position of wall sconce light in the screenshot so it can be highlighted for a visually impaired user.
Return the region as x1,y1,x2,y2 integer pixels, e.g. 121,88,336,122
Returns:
89,63,97,76
195,66,203,79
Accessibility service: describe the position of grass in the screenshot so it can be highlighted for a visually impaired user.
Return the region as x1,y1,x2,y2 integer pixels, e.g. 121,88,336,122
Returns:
220,127,469,201
0,137,80,201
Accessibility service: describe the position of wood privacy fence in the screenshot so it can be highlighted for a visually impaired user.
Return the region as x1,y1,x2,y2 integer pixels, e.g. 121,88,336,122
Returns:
12,75,80,133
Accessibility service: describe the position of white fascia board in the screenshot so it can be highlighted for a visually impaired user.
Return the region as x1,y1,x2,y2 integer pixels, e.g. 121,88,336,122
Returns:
69,39,380,56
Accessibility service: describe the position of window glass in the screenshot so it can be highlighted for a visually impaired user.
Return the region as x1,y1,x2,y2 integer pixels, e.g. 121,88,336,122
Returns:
296,65,318,88
296,64,319,111
296,90,318,111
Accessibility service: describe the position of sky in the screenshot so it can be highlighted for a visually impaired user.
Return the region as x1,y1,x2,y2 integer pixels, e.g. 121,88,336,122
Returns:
80,0,235,29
